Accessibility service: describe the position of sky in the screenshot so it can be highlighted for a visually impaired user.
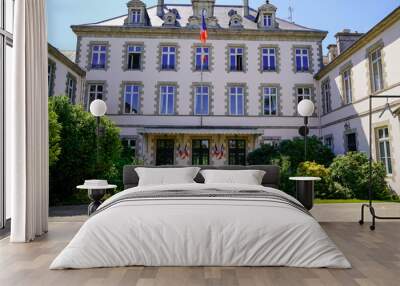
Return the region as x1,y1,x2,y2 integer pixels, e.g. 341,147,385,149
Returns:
47,0,399,52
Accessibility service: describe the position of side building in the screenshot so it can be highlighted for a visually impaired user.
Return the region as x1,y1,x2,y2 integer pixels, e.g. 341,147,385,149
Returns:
48,43,86,104
315,7,400,193
72,0,327,166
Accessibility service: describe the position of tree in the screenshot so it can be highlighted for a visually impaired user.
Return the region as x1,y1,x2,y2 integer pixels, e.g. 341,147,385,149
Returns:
49,96,123,205
48,101,62,167
247,143,279,165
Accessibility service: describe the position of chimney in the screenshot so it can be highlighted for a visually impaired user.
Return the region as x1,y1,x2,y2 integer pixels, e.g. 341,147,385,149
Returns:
327,44,338,63
243,0,249,17
157,0,164,17
335,29,364,54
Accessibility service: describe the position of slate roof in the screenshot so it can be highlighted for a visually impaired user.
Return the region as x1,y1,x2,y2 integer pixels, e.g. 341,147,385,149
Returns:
80,4,323,32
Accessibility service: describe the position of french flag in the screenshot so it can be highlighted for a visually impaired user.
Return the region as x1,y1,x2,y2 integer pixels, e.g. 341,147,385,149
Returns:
200,9,208,44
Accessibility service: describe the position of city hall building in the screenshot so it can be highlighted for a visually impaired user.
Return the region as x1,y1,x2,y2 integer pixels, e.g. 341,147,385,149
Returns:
68,1,400,192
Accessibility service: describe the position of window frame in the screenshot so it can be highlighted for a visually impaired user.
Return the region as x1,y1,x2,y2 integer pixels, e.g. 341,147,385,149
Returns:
195,46,209,71
229,86,245,116
261,47,276,71
263,13,272,27
159,85,175,115
90,44,108,70
342,68,353,104
126,45,142,70
263,86,278,116
130,9,141,24
123,84,140,114
47,59,56,97
321,79,332,114
296,87,312,104
229,47,244,72
160,46,176,71
194,85,209,116
369,47,384,93
192,139,210,166
65,73,77,104
294,47,310,72
228,139,246,166
122,138,137,158
87,83,105,110
376,127,392,175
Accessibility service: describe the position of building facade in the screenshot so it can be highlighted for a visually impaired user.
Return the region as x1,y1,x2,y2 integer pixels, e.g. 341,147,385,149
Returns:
48,43,86,104
315,8,400,193
72,0,327,166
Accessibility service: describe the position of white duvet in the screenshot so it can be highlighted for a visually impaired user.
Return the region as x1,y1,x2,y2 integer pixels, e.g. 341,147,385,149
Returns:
50,183,351,269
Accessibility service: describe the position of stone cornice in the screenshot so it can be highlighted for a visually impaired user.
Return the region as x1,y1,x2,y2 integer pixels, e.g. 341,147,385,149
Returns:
71,25,327,41
315,6,400,80
48,43,86,77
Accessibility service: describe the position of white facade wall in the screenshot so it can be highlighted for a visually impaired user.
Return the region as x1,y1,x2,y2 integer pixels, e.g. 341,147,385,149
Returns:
48,50,85,104
317,18,400,193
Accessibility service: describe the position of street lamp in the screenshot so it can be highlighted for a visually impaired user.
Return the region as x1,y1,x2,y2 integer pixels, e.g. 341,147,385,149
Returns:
90,99,107,168
297,99,315,161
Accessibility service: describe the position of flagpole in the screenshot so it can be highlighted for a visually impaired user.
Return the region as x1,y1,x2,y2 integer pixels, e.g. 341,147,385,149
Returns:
200,42,204,128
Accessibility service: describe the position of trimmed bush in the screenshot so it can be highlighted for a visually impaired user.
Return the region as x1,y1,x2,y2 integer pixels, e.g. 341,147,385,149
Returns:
297,161,330,199
330,152,392,200
247,143,279,165
48,102,62,167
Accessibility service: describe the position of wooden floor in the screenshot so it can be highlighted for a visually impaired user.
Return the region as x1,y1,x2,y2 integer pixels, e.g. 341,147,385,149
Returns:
1,221,400,286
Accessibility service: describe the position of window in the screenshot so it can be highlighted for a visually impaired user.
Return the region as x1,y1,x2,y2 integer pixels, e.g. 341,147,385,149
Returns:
66,74,77,103
263,14,272,27
192,139,210,165
48,60,56,97
229,47,244,71
295,48,310,72
228,140,246,165
261,48,276,71
195,47,209,71
130,9,141,24
127,45,142,70
159,85,175,115
156,139,175,165
370,48,384,92
161,46,176,70
122,138,136,158
377,127,392,174
263,87,277,116
296,87,311,104
229,86,244,116
345,132,357,152
124,84,140,114
343,69,352,104
321,80,331,114
324,135,334,151
87,83,104,108
91,45,107,69
195,86,209,115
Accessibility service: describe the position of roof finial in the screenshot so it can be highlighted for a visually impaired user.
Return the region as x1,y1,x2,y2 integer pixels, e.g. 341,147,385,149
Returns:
266,0,270,3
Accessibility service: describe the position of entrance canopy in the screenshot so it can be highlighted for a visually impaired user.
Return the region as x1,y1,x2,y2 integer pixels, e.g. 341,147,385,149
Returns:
138,127,264,135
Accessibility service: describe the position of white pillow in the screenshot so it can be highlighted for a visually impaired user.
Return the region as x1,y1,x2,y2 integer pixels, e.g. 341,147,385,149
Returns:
200,169,266,185
135,167,201,186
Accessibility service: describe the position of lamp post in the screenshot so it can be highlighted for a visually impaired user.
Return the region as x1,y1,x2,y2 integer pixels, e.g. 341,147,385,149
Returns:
90,99,107,169
297,99,315,161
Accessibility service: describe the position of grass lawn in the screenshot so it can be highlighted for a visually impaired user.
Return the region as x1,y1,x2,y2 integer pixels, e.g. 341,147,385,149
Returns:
315,199,400,204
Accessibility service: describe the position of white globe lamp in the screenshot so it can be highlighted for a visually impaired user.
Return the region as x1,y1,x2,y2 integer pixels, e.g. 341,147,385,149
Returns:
297,99,315,117
90,99,107,117
297,99,315,162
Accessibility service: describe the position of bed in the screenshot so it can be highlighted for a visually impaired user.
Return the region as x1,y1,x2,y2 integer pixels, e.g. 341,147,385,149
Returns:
50,165,351,269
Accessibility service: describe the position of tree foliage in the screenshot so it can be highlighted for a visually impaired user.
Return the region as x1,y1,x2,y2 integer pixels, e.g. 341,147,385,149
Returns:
48,101,62,167
49,96,123,205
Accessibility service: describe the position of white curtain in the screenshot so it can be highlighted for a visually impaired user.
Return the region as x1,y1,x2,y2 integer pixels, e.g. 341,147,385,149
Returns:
7,0,49,242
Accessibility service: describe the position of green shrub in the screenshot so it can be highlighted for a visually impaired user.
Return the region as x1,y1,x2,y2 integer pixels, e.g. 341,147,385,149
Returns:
297,161,331,199
271,155,296,197
49,96,123,205
278,136,335,169
330,152,392,200
247,143,279,165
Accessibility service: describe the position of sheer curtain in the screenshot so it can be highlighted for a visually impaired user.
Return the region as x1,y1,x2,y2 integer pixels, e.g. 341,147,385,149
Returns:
7,0,48,242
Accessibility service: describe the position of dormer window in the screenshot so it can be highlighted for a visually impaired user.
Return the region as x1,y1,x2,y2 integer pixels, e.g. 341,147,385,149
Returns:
130,9,141,24
263,13,272,27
